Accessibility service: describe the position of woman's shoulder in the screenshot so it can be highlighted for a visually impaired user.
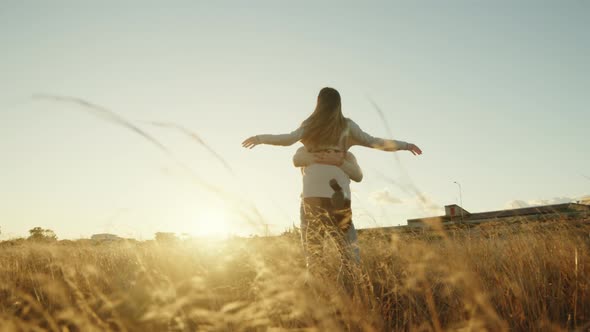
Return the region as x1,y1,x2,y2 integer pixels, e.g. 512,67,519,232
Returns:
344,118,361,132
344,117,359,126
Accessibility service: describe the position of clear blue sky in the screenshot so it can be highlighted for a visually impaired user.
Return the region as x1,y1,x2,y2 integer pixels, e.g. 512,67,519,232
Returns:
1,1,589,239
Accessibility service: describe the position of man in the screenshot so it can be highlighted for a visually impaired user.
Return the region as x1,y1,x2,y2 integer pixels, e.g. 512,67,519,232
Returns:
292,147,362,265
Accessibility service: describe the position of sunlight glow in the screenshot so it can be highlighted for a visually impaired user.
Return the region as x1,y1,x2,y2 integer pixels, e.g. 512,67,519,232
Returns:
191,210,232,239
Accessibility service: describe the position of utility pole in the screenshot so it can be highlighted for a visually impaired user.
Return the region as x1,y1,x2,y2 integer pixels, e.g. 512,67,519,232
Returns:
262,223,271,237
453,181,464,223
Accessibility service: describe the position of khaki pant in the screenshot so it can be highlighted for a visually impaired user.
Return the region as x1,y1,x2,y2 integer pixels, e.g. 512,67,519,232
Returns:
301,197,357,292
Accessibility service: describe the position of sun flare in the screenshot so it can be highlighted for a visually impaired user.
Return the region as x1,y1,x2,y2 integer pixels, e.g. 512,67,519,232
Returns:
191,210,232,238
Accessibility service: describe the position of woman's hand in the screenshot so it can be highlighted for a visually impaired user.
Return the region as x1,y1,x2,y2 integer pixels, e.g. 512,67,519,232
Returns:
242,136,260,149
407,143,422,156
314,151,345,166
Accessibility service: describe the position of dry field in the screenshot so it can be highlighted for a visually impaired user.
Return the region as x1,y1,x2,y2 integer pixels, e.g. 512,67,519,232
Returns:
1,219,589,332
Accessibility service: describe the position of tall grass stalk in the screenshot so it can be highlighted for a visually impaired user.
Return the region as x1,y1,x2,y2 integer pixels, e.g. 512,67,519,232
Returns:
1,219,588,331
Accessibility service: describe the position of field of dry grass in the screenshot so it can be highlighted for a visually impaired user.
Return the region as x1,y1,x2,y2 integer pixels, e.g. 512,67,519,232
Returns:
1,219,589,332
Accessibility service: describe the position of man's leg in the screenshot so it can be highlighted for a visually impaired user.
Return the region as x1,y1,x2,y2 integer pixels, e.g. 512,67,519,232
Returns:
345,222,361,264
325,217,356,294
299,201,311,268
333,207,359,264
328,208,361,294
301,202,327,274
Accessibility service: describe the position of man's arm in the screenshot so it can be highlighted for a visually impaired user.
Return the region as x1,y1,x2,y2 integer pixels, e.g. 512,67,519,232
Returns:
340,152,363,182
292,146,316,167
293,147,363,183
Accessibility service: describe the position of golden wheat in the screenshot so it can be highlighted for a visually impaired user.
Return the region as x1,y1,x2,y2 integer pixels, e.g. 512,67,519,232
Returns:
0,219,588,331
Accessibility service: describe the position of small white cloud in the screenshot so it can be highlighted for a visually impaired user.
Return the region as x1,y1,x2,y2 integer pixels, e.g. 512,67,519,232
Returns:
505,200,530,209
385,191,442,214
529,197,576,206
368,189,443,215
404,193,443,215
369,189,402,205
505,195,588,209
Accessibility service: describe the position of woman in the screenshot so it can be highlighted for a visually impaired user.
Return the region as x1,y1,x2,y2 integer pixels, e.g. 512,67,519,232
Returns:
242,88,422,156
242,87,422,285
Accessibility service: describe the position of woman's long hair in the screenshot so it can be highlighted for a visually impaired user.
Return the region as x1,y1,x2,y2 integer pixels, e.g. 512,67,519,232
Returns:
300,87,347,149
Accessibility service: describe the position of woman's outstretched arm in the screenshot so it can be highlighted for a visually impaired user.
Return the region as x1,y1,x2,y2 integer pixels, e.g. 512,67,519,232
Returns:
242,127,304,149
347,120,422,155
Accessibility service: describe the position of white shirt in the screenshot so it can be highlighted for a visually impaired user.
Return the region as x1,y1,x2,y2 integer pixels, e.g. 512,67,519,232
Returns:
301,164,351,199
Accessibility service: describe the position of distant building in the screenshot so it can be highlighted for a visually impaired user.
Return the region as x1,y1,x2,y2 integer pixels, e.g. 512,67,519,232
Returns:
407,203,590,227
91,233,121,241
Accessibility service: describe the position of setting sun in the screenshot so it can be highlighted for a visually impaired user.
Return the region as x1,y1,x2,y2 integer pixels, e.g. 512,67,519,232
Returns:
191,210,232,238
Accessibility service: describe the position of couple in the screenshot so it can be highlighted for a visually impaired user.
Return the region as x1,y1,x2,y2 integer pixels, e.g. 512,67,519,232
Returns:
242,87,422,280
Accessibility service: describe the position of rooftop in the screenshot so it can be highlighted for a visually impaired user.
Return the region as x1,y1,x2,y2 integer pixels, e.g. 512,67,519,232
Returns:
407,203,590,225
